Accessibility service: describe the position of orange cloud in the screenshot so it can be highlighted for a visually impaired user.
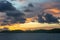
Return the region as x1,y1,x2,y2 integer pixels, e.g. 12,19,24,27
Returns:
45,8,60,13
44,8,60,17
25,18,33,23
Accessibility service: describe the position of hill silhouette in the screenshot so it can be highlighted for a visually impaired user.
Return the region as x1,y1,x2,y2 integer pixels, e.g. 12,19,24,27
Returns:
0,28,60,33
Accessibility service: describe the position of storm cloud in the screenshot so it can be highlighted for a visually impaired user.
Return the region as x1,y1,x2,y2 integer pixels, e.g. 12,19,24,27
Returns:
0,1,16,12
6,10,26,23
0,1,26,25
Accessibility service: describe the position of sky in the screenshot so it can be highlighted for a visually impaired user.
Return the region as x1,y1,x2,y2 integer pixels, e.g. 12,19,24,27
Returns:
0,0,59,11
0,0,60,18
0,0,60,21
6,0,52,11
0,0,60,31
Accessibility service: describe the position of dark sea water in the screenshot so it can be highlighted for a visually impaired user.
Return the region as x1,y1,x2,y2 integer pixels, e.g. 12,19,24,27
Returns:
0,33,60,40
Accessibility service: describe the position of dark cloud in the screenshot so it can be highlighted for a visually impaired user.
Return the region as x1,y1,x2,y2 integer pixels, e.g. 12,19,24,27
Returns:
6,10,26,23
44,13,59,23
38,15,45,23
38,13,59,23
0,1,26,25
1,10,26,25
6,10,24,17
0,1,16,12
24,3,34,12
28,3,34,7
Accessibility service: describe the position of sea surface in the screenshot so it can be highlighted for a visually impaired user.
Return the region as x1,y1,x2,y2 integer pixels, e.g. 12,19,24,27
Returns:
0,33,60,40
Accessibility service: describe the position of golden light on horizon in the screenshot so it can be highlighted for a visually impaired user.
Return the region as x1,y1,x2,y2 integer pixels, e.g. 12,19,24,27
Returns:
0,22,60,31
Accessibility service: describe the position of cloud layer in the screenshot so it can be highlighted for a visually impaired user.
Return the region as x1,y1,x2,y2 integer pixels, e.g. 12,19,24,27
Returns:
0,0,60,25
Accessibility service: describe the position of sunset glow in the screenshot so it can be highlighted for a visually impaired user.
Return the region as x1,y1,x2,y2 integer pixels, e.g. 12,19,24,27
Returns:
0,22,60,31
45,8,60,13
0,0,60,32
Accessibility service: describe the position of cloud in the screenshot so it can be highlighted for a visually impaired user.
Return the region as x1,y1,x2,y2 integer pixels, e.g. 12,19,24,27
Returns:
6,10,26,23
0,0,60,25
0,1,26,25
52,0,60,2
44,13,59,23
0,1,16,12
7,0,52,11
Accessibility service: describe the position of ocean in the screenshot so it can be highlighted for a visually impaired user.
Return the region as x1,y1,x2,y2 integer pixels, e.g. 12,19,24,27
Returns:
0,33,60,40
